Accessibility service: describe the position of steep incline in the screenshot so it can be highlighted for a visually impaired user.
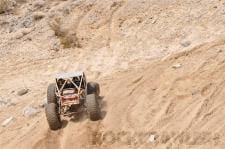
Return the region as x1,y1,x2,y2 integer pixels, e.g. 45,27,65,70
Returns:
2,38,225,149
1,0,225,149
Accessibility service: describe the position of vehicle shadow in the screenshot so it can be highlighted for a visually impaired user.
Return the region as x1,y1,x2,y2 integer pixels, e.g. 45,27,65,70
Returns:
70,112,87,123
99,96,107,120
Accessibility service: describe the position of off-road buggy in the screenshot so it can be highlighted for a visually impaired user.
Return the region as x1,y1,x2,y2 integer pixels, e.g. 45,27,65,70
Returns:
45,71,101,130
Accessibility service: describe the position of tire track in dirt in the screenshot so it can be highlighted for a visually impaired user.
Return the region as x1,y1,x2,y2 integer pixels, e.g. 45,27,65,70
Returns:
157,38,225,146
73,2,96,33
3,1,225,148
11,38,225,148
33,129,63,149
107,1,125,48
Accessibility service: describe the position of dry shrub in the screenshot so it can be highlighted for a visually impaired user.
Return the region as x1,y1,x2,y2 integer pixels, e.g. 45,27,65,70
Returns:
60,32,81,48
49,17,63,36
0,0,11,13
49,17,81,48
0,0,16,14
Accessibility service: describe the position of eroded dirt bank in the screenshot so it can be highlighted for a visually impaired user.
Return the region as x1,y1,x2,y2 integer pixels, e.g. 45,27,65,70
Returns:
1,0,225,149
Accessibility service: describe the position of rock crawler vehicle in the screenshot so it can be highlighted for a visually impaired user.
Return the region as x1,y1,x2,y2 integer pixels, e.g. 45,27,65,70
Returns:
45,71,101,130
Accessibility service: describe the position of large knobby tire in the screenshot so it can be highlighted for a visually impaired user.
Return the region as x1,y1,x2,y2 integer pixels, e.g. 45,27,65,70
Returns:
47,83,57,104
86,94,101,121
87,82,100,96
45,103,61,130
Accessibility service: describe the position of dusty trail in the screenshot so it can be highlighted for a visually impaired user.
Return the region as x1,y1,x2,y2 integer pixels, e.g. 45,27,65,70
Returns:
33,130,62,149
1,0,225,149
32,38,225,149
2,38,225,149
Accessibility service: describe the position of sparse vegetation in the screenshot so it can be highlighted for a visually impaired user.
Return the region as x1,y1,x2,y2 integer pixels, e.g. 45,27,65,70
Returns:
0,0,15,14
49,17,81,48
60,32,81,49
48,17,63,36
33,11,45,20
0,0,27,14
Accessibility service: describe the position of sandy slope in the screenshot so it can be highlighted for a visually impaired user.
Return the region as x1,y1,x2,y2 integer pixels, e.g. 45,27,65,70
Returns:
1,0,225,149
3,38,225,149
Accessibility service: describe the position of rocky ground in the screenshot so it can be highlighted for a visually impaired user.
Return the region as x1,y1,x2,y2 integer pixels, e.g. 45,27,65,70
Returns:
1,0,225,148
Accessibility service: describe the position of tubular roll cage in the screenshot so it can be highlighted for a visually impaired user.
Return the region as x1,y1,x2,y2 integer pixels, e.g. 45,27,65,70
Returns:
54,72,86,115
55,73,85,97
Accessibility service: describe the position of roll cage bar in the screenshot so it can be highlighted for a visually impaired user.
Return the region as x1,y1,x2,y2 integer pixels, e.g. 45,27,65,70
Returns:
55,72,86,96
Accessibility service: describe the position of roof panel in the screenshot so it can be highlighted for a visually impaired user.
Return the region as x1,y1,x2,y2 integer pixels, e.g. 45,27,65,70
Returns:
55,71,84,79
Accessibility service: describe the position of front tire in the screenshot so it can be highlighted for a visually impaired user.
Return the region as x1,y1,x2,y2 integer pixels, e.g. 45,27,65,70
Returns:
45,103,61,130
87,82,100,96
86,94,101,121
47,83,57,104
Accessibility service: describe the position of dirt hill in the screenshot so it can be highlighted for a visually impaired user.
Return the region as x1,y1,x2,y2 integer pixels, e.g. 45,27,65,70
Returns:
1,0,225,149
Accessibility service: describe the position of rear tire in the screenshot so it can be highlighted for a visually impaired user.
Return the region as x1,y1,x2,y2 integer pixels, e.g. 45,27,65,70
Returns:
47,83,57,104
87,82,100,96
86,94,101,121
45,103,61,130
